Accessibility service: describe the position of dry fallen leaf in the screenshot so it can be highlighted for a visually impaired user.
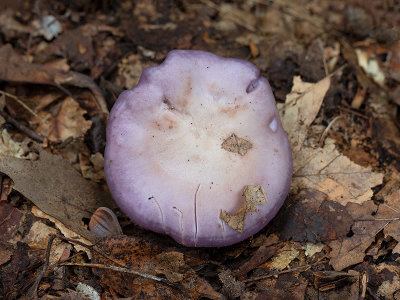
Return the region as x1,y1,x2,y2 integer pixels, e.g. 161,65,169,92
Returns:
35,97,92,142
293,138,384,205
279,75,331,153
0,129,27,158
0,44,108,116
328,201,385,271
32,206,92,255
0,202,23,242
218,269,245,299
0,147,112,242
92,235,222,299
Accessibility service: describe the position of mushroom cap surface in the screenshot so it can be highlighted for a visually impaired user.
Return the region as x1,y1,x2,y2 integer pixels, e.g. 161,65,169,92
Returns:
105,50,292,247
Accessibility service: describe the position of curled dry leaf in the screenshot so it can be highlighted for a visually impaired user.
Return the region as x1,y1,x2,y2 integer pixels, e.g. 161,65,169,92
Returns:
35,97,92,142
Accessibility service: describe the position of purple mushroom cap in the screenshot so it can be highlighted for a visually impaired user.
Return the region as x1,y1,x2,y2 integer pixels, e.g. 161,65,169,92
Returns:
105,50,292,247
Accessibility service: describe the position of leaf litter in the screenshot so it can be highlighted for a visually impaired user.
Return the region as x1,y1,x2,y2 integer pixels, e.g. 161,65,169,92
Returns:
0,0,399,299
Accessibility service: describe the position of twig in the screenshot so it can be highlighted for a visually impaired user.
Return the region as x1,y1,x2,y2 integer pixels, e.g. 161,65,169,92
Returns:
60,262,169,284
0,90,46,123
244,259,325,284
0,110,44,143
319,115,344,147
27,234,56,298
338,106,369,119
55,234,178,288
360,272,367,300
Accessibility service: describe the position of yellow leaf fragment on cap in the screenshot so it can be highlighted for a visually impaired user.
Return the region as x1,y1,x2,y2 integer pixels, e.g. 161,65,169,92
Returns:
220,185,267,232
221,133,252,156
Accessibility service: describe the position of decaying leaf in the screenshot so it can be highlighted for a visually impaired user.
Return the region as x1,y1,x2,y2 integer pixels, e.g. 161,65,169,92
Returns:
268,246,300,271
279,75,331,153
0,129,27,158
0,147,112,242
36,97,92,142
221,133,252,156
233,244,278,279
92,235,222,299
293,138,384,205
0,44,108,116
220,185,267,232
279,189,353,243
313,271,358,292
328,201,386,271
218,269,245,299
32,206,92,255
0,202,23,242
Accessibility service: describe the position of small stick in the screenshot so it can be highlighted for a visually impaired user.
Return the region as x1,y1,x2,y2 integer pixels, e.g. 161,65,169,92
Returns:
0,110,44,143
27,234,56,298
244,255,327,284
55,234,179,289
60,262,169,284
319,115,344,147
0,90,46,123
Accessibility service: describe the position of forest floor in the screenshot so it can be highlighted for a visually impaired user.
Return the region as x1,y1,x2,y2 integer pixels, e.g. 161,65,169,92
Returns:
0,0,400,299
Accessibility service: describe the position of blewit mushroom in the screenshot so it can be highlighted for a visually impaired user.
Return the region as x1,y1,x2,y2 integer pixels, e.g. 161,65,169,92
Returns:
105,50,292,247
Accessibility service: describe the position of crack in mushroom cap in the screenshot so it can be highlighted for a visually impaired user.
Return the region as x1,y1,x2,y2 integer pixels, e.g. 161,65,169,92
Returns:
105,50,292,247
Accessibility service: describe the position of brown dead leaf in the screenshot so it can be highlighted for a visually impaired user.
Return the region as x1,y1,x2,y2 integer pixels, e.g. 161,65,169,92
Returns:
355,262,400,299
0,244,12,265
32,206,92,255
233,244,278,279
328,201,387,271
36,97,92,142
279,189,353,244
92,235,222,299
374,181,400,256
22,220,71,264
279,75,330,153
0,202,23,242
0,44,108,116
0,147,112,242
0,129,27,158
218,269,245,299
0,242,39,299
79,151,105,183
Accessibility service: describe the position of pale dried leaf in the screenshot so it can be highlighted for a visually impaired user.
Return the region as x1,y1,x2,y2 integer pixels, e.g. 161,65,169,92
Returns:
36,97,92,142
269,248,300,270
279,75,331,153
32,206,92,255
293,139,384,205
